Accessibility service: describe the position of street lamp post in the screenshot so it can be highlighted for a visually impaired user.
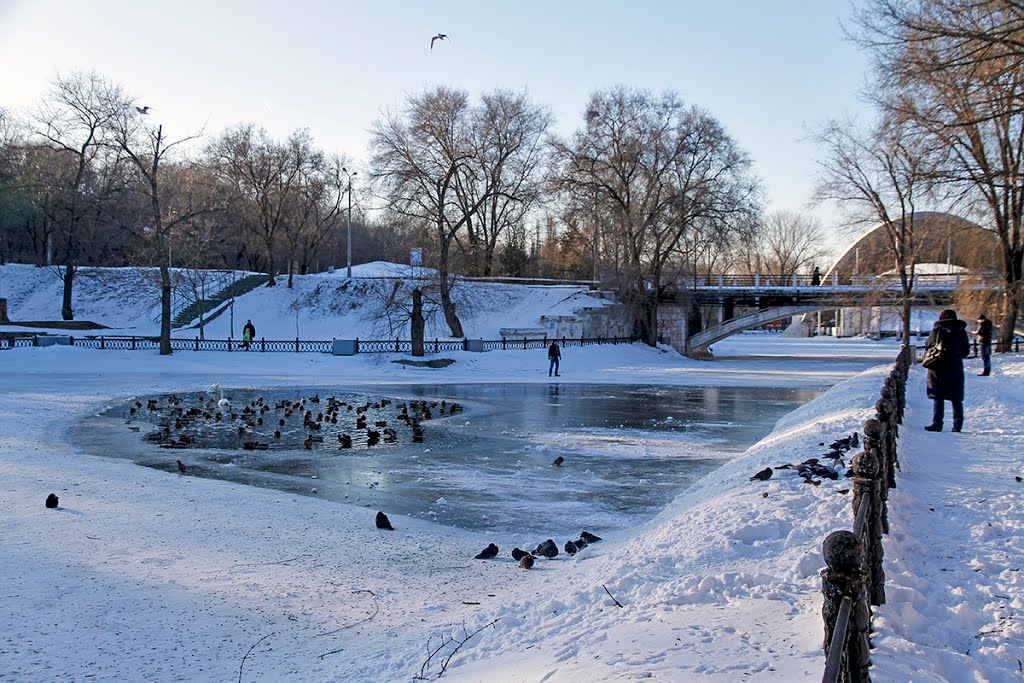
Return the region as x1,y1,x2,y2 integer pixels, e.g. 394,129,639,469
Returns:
343,167,357,278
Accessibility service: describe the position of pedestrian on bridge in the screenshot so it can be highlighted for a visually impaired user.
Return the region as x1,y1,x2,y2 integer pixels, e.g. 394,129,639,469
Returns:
811,266,821,287
924,309,970,433
972,313,993,376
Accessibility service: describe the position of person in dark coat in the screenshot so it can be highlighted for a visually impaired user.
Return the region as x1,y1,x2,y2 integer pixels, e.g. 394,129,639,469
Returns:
242,319,256,350
972,313,993,376
547,341,561,377
924,309,970,432
811,266,822,286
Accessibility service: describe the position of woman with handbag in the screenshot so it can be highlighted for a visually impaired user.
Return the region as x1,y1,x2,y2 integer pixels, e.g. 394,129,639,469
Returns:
923,309,971,432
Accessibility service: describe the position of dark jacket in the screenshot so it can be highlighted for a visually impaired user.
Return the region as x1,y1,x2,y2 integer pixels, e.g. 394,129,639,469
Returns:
548,342,561,359
977,318,993,344
925,318,970,402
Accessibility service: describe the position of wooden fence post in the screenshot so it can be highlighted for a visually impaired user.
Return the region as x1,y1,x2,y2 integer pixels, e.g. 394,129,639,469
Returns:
821,530,871,683
855,419,886,607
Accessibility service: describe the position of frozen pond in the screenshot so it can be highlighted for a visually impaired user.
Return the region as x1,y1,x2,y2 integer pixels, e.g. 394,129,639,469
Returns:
82,383,818,536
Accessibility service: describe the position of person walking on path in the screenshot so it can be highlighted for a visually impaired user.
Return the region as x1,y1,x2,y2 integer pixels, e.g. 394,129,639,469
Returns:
972,313,993,376
548,340,561,377
924,309,971,432
242,319,256,351
811,266,822,287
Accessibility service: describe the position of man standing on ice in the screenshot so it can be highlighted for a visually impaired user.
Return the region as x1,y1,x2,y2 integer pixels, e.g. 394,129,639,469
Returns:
548,340,561,377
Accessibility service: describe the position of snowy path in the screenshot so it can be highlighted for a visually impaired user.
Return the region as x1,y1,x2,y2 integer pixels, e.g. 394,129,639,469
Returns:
872,358,1024,682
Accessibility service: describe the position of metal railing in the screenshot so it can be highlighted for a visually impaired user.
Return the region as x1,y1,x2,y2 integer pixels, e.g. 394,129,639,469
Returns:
0,334,638,354
820,344,913,683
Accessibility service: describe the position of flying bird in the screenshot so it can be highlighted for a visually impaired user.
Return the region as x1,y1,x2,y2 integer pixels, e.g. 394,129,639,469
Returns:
136,106,151,115
430,33,448,50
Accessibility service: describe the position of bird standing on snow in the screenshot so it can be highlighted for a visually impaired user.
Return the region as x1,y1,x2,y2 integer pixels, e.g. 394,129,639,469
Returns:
474,543,499,559
551,456,564,467
176,460,189,474
580,531,602,543
45,493,59,508
749,466,773,481
519,554,535,569
533,539,558,559
375,510,394,530
430,33,448,50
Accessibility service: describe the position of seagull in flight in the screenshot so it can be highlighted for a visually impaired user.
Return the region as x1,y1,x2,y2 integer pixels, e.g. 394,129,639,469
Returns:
136,106,152,115
430,33,448,50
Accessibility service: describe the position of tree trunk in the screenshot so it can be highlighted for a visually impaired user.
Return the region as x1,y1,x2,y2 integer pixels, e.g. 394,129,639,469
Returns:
159,262,172,356
411,287,425,357
437,240,464,337
61,264,75,321
998,249,1022,351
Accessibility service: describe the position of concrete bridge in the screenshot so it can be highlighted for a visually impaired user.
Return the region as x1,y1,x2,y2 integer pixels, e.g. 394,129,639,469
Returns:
664,275,986,358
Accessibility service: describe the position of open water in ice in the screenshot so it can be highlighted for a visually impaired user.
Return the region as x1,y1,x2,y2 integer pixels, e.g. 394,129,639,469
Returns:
82,383,818,536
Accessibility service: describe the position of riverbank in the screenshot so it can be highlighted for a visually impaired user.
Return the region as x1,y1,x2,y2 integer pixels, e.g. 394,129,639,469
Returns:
3,336,1013,681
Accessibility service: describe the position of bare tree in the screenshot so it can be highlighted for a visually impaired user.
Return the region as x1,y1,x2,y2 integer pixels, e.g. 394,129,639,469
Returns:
108,100,216,355
815,117,929,344
553,86,759,344
370,87,492,337
207,125,308,288
31,71,122,319
856,0,1024,348
454,89,551,276
756,210,830,282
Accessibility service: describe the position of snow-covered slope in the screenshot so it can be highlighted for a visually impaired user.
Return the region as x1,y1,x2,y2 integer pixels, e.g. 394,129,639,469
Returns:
0,263,609,340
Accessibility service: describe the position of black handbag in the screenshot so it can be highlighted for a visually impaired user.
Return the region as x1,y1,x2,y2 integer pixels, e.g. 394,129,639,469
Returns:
921,332,947,369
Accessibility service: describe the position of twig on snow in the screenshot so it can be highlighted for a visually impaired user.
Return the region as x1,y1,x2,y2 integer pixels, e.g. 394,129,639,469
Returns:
603,584,624,608
317,590,380,659
413,618,500,680
238,632,274,683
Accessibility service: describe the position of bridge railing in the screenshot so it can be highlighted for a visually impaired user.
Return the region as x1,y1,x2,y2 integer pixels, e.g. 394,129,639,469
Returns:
683,272,987,289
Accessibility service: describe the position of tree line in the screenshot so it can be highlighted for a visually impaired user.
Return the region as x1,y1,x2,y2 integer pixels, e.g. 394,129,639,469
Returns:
1,73,827,352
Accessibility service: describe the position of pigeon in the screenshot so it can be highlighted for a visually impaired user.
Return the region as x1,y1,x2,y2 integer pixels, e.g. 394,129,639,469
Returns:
1016,475,1022,483
579,531,602,544
564,540,578,556
45,493,59,509
511,547,532,561
533,539,558,559
176,459,189,474
136,105,151,115
573,537,588,550
552,456,564,467
519,554,535,569
375,511,394,530
430,33,448,50
749,466,773,481
474,543,499,559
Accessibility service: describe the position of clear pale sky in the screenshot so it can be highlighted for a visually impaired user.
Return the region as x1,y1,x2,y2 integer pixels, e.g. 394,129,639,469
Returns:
0,0,871,248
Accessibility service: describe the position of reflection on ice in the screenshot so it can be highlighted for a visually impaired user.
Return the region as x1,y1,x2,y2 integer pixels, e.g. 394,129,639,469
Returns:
82,383,818,536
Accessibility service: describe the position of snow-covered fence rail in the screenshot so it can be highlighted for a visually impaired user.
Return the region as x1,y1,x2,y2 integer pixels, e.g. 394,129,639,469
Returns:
821,344,913,683
0,334,638,354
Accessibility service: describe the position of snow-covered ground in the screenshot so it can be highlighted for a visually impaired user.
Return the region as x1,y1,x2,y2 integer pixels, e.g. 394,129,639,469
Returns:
1,334,1019,682
0,265,1020,681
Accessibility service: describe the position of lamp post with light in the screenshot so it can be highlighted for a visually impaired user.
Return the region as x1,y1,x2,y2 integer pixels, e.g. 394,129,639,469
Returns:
342,167,357,278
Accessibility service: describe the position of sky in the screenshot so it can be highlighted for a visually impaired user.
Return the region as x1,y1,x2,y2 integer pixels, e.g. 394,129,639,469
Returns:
0,1,873,251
